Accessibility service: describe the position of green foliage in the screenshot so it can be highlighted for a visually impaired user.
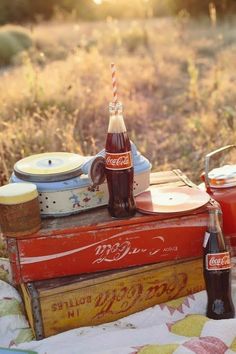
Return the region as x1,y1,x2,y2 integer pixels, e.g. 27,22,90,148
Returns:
0,0,96,24
0,27,32,65
0,0,57,24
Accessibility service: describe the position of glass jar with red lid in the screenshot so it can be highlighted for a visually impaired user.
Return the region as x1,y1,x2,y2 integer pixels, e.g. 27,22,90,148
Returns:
202,145,236,238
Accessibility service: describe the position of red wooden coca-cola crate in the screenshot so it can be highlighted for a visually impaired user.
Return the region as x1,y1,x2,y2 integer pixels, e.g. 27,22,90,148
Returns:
7,170,212,284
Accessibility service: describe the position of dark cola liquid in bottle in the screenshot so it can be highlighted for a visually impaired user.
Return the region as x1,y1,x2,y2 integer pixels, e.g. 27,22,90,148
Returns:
105,101,136,218
203,209,235,319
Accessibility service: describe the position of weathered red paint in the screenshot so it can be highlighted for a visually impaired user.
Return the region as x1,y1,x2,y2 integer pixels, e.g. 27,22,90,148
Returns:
6,171,212,284
7,207,209,284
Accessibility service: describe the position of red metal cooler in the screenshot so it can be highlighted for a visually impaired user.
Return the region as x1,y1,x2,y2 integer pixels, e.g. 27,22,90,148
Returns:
201,145,236,253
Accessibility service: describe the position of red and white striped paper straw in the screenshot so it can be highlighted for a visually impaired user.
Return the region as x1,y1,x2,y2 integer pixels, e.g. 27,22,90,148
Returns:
111,63,118,104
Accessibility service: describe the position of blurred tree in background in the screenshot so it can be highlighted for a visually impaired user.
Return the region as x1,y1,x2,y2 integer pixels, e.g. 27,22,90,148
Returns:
169,0,235,17
0,0,96,24
0,0,56,23
0,0,236,24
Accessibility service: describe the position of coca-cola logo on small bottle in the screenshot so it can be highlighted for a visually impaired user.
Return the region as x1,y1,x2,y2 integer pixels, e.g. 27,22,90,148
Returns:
206,252,231,271
105,151,132,170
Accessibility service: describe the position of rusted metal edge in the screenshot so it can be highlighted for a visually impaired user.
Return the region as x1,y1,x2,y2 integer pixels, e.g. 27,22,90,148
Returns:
6,237,20,285
27,282,44,340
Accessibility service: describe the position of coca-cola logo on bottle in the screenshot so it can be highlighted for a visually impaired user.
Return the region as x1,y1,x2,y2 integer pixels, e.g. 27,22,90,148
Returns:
206,252,231,271
105,151,132,170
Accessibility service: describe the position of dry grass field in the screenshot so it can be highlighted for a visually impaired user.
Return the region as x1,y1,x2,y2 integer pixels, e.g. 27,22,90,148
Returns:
0,17,236,189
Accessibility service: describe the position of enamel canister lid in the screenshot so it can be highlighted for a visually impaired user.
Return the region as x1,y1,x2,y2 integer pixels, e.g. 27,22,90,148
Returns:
0,183,38,205
14,152,87,182
208,164,236,188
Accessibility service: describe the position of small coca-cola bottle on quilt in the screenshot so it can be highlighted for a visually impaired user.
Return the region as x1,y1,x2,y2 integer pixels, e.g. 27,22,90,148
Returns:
203,208,235,319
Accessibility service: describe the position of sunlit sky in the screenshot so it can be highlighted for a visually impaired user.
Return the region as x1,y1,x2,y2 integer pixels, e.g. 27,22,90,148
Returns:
93,0,103,4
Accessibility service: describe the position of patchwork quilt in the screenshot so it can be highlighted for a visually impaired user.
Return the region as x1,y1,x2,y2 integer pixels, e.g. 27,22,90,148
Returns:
0,276,236,354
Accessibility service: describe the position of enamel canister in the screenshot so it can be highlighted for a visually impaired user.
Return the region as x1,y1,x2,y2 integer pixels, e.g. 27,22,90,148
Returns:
11,143,151,217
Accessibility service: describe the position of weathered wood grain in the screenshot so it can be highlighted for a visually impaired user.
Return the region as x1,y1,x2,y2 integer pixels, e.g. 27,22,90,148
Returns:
21,257,204,339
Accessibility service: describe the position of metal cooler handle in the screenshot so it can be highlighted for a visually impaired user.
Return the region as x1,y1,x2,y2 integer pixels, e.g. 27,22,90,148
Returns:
205,144,236,190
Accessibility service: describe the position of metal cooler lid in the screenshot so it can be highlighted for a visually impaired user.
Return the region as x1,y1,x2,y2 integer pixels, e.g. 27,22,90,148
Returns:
208,164,236,188
13,152,87,182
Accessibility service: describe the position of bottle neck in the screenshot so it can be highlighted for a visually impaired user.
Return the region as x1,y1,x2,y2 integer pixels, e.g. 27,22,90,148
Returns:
109,101,123,114
108,101,127,133
208,210,221,233
208,209,226,249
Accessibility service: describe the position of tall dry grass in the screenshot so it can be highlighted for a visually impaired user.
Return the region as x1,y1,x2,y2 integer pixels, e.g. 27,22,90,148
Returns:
0,17,236,186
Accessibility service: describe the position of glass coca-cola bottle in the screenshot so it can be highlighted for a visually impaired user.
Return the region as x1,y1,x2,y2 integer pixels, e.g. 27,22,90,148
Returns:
105,101,136,218
203,208,235,319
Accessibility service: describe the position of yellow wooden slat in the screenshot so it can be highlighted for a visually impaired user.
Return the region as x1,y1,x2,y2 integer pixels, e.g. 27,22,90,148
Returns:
20,283,36,337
